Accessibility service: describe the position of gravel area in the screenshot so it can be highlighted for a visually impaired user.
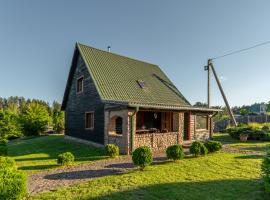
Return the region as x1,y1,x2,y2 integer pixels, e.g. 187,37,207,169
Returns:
222,144,265,156
28,154,167,195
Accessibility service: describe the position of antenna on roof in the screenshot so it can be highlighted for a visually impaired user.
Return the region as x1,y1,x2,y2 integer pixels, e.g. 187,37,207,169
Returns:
107,46,111,52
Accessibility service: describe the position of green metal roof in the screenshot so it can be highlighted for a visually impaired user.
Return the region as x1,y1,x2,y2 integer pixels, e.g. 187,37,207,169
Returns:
77,43,191,107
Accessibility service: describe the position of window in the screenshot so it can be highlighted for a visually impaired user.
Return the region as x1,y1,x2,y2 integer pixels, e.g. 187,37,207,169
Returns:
196,115,208,130
115,117,123,134
137,80,146,89
85,112,94,129
77,76,84,93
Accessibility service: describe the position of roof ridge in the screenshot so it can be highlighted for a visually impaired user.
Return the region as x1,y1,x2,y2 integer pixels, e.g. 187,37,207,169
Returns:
77,42,159,67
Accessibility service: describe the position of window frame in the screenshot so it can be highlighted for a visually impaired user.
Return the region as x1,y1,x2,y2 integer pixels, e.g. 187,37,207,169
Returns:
76,76,84,94
115,116,123,135
85,111,94,130
195,114,209,131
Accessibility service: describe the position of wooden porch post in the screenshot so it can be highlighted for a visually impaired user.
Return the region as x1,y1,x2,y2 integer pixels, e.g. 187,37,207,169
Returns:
188,111,191,140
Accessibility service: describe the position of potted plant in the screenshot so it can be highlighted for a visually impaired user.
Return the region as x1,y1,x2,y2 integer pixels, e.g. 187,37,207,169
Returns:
239,132,248,142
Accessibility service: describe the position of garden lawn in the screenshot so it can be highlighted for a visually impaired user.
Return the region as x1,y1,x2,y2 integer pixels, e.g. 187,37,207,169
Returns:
31,152,266,200
8,135,106,174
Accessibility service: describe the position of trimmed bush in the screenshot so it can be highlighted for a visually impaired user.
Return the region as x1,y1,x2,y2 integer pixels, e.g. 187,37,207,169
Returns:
262,150,270,193
105,144,119,158
57,152,75,165
0,157,27,200
189,141,208,157
204,140,222,153
166,144,184,161
132,146,153,170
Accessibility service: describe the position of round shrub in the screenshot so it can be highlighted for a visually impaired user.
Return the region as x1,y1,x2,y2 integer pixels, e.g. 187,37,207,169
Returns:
105,144,119,158
204,140,222,153
189,141,208,157
200,144,208,155
57,152,75,165
0,157,27,200
132,146,153,170
166,144,184,161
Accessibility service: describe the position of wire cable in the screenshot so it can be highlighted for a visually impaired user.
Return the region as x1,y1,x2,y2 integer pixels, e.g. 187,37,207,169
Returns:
211,40,270,60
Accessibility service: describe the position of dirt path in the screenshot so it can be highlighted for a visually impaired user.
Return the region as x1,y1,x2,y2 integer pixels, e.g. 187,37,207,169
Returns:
28,154,166,194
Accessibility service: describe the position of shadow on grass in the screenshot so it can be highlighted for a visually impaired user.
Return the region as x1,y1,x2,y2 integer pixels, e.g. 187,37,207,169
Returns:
44,169,124,180
15,157,53,162
19,164,59,171
235,154,265,159
81,179,266,200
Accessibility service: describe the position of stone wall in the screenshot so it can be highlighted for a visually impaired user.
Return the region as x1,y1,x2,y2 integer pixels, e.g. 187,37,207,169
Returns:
190,114,210,141
135,132,180,152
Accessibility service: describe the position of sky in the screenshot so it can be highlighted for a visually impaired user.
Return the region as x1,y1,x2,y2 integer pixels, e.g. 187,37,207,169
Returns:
0,0,270,107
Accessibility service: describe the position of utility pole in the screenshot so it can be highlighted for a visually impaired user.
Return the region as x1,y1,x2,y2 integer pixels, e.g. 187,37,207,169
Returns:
207,59,237,126
207,59,211,108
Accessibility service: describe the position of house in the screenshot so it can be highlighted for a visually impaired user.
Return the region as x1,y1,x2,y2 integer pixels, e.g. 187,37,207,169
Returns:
61,43,220,154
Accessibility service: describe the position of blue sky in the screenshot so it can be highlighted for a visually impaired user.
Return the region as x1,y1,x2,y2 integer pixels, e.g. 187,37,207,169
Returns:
0,0,270,106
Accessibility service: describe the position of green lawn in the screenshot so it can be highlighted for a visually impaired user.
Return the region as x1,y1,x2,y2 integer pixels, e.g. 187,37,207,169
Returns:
7,133,268,199
8,135,106,174
31,152,265,200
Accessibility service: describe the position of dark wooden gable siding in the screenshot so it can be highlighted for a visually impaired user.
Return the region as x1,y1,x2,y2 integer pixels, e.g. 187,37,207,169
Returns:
65,52,105,144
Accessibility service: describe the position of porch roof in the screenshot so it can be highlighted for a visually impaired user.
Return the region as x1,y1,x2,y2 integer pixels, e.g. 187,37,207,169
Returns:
104,100,221,112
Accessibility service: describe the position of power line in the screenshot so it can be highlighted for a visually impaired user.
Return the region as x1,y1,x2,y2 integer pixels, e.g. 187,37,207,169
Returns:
211,40,270,60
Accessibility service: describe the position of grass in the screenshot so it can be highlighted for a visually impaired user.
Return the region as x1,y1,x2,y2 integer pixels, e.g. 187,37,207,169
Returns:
8,135,106,174
31,152,266,200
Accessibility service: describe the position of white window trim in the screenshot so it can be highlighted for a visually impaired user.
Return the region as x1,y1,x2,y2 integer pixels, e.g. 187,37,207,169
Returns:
76,75,84,94
85,111,94,130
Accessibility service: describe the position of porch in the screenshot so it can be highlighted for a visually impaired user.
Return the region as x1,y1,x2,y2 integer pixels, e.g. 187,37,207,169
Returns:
104,109,212,154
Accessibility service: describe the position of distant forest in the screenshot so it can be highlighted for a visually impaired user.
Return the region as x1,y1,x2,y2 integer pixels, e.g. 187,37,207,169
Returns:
0,96,64,141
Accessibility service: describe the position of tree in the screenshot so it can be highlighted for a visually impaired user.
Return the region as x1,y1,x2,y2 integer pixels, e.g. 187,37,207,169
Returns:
0,110,22,140
21,103,51,136
267,101,270,112
194,102,207,107
240,108,249,116
52,101,65,134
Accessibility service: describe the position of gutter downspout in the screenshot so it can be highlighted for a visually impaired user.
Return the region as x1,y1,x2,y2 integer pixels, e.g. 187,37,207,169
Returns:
130,106,139,153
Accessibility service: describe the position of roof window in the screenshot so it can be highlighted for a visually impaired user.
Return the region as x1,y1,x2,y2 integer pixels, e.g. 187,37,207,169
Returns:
137,80,146,88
